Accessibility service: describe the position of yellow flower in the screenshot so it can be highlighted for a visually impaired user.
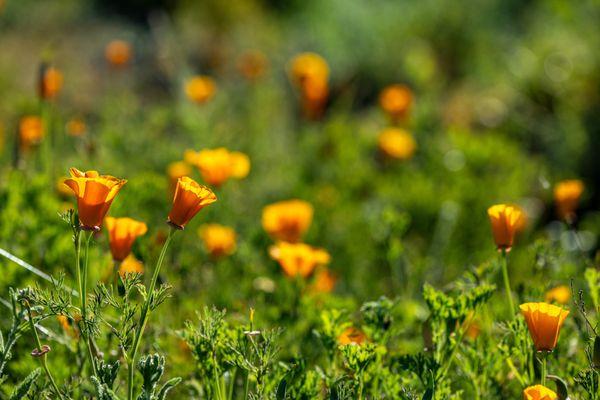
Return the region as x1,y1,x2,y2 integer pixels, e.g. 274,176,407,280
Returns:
57,315,78,338
198,224,237,258
19,116,44,150
105,217,148,262
269,242,330,278
487,204,524,251
105,40,133,67
64,168,127,231
262,199,313,243
379,84,413,121
289,52,329,87
237,50,268,81
56,177,75,198
185,75,216,104
554,179,584,220
523,384,557,400
66,118,87,137
184,148,250,187
378,128,417,160
520,302,569,352
338,327,366,345
118,254,144,278
545,285,571,305
40,66,63,100
167,176,217,230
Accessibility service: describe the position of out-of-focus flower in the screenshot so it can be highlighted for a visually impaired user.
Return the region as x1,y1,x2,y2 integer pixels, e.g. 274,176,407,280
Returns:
56,177,74,198
185,75,216,104
66,118,87,137
167,176,217,230
463,314,481,340
167,161,192,193
19,116,44,150
198,223,237,258
522,385,557,400
64,168,127,231
105,40,133,68
520,302,569,352
378,128,417,160
289,52,329,119
545,285,571,305
57,315,79,338
379,84,413,121
262,199,313,243
184,148,250,187
338,327,366,345
487,204,524,251
269,242,330,278
118,254,144,278
105,217,148,262
39,66,63,100
554,180,584,221
310,268,337,294
237,50,268,81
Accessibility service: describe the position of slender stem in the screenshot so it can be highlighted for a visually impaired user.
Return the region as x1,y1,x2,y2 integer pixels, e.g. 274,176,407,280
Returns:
500,249,515,319
127,228,175,400
25,303,64,399
244,371,250,399
81,231,98,376
541,352,548,386
113,260,121,295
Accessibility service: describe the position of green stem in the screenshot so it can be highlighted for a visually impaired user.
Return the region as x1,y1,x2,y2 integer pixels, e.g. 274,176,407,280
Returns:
127,228,175,400
500,250,515,319
541,352,548,386
81,231,98,376
25,304,65,399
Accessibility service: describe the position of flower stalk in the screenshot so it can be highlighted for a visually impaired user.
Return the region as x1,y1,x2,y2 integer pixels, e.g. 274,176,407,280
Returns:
500,249,515,319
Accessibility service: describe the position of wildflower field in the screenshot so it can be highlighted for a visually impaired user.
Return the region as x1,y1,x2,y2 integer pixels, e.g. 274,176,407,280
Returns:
1,0,600,399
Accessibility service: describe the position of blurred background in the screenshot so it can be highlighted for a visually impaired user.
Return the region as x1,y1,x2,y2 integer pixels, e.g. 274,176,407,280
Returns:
0,0,599,328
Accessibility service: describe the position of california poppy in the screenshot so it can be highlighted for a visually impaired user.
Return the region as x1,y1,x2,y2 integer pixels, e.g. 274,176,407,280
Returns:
167,161,192,194
184,75,216,104
520,302,569,352
118,254,144,278
338,327,366,345
545,285,571,305
167,176,217,230
64,168,127,231
105,217,148,261
487,204,523,251
554,180,584,221
184,148,250,187
269,242,330,278
378,127,417,160
19,116,44,150
310,268,337,294
237,50,268,81
262,199,313,242
289,52,329,119
198,224,237,258
40,66,63,100
105,40,132,68
522,384,557,400
379,84,413,122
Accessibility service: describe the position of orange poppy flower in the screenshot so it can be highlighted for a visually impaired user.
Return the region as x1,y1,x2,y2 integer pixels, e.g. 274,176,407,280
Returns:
184,148,250,187
105,217,148,261
289,52,330,119
487,204,524,251
66,118,87,137
167,161,192,194
57,315,79,338
378,127,417,160
184,75,216,104
545,285,571,305
237,50,268,81
379,84,413,121
310,268,337,294
64,168,127,231
19,116,44,150
262,199,313,242
167,176,217,230
338,327,366,345
198,223,237,258
40,66,63,99
118,254,144,278
522,384,557,400
554,180,584,221
269,242,330,278
520,302,569,352
105,40,133,67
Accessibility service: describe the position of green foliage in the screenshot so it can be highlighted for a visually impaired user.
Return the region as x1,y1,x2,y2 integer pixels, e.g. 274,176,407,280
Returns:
8,368,41,400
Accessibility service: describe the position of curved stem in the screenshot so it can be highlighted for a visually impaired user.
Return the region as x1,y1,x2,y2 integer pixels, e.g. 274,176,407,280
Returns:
500,250,515,320
25,304,64,400
127,228,175,400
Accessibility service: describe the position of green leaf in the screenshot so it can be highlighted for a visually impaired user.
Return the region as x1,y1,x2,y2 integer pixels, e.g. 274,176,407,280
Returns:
9,368,41,400
276,378,287,400
156,377,182,400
